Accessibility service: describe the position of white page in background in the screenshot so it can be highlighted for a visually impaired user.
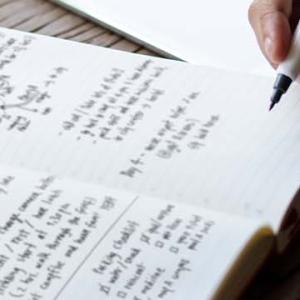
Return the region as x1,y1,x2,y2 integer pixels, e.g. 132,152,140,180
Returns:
0,28,299,231
0,165,261,300
55,0,272,76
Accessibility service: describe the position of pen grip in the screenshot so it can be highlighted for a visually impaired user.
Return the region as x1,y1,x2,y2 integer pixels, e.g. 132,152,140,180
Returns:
278,20,300,80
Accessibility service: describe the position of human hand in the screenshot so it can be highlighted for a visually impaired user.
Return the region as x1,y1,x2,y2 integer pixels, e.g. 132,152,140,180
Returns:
248,0,300,69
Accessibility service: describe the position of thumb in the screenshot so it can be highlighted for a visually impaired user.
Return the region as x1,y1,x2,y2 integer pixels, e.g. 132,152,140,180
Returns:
248,0,293,66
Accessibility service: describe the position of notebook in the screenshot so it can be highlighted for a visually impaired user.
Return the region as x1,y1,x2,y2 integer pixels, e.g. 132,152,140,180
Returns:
53,0,272,76
0,27,299,299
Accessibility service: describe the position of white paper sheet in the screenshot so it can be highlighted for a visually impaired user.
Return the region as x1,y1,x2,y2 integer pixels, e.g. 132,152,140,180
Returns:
54,0,273,76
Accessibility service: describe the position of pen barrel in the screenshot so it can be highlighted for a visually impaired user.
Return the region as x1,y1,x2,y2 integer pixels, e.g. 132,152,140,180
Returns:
278,20,300,80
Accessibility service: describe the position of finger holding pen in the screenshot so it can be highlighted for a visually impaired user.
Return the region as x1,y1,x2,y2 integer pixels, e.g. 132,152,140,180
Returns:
248,0,293,67
249,0,300,109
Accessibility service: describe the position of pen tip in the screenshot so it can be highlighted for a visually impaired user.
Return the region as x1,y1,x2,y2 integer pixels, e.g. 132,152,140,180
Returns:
269,89,283,111
269,102,275,111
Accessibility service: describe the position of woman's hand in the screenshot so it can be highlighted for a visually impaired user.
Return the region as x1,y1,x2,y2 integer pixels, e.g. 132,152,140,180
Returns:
248,0,300,68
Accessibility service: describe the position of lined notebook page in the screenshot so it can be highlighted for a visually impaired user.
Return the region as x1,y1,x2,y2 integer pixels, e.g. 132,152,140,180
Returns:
0,165,260,299
0,28,299,231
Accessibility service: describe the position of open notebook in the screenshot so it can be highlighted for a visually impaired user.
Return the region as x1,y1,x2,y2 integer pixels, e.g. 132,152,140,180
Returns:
53,0,272,76
0,27,299,299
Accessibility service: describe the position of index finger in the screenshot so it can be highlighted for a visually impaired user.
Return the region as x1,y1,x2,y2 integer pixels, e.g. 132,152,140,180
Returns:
248,0,293,65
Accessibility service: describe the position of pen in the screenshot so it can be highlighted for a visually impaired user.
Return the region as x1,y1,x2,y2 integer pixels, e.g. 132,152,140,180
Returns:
269,20,300,111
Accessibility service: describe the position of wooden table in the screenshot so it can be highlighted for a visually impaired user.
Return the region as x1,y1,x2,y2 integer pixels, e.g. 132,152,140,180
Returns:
0,0,157,55
2,0,300,299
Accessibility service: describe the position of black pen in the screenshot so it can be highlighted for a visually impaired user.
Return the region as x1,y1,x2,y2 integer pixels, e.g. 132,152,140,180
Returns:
270,21,300,110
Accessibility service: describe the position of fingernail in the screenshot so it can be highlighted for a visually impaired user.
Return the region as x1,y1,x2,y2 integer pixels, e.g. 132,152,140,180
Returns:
264,37,274,61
